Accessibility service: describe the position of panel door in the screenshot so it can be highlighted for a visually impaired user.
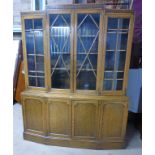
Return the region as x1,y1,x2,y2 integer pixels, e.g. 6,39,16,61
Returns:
72,100,99,139
100,101,128,139
48,99,71,137
22,97,45,135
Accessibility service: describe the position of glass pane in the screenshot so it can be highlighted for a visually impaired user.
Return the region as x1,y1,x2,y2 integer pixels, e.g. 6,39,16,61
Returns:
81,59,91,70
35,30,43,54
50,14,70,27
36,72,44,76
51,54,59,68
25,19,33,30
117,33,128,50
51,33,69,53
36,56,44,71
50,14,71,89
103,80,112,90
89,54,98,70
115,51,126,70
62,54,70,69
78,15,99,36
26,32,34,54
77,54,85,69
28,71,36,76
77,37,93,52
76,13,99,90
105,51,115,70
108,18,130,30
114,80,123,90
116,72,124,79
77,37,99,53
34,19,42,29
119,18,130,29
104,72,114,79
108,18,118,29
77,71,96,90
90,39,98,53
29,77,36,86
52,70,70,89
77,54,97,70
37,77,44,87
106,33,117,50
27,55,35,71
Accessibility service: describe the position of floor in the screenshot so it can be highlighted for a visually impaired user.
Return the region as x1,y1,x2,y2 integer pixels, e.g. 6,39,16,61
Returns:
13,103,142,155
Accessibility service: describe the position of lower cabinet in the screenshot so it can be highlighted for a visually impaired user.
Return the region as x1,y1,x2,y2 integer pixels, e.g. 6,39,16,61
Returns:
22,97,45,135
22,94,128,149
47,99,71,137
100,101,128,139
72,100,99,139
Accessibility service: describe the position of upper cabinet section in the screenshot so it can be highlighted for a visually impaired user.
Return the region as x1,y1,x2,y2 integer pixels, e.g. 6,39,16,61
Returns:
21,10,134,94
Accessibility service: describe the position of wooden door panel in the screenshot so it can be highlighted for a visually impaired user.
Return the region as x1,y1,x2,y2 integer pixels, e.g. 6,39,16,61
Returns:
72,100,99,139
101,102,127,138
23,98,44,133
48,99,71,137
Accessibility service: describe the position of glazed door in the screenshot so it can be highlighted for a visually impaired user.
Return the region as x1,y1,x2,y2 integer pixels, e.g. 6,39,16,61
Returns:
74,12,102,93
48,12,74,91
101,14,134,94
22,15,47,89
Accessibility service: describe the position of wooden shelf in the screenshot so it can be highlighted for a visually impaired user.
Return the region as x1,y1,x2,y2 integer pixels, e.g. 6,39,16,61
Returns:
77,52,98,54
51,52,70,54
77,69,96,71
104,78,123,80
78,35,97,37
52,68,70,70
25,29,43,32
107,31,128,34
106,50,126,52
108,28,129,31
27,54,44,56
29,70,44,73
104,70,124,73
28,75,44,78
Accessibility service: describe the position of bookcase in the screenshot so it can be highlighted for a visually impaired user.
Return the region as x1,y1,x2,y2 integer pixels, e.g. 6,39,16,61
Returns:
21,4,134,149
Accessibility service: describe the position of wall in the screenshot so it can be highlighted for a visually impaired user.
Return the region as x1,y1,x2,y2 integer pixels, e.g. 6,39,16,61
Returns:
13,0,31,29
13,0,74,29
127,69,142,113
47,0,73,5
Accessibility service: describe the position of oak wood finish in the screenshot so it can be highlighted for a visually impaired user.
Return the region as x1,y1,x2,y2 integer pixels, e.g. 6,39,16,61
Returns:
21,7,134,149
48,99,71,137
72,100,99,139
21,90,128,149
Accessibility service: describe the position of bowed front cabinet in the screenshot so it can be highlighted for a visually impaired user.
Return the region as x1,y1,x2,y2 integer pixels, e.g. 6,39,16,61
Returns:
21,6,134,149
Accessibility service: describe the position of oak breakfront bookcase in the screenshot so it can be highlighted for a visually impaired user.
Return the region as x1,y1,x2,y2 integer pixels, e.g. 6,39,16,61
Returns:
21,4,134,149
